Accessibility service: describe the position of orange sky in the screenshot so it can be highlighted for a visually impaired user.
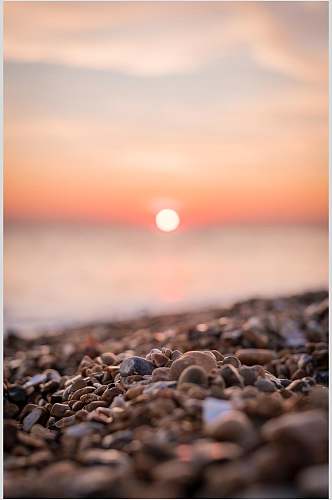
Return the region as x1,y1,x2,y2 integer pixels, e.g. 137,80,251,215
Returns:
4,2,328,227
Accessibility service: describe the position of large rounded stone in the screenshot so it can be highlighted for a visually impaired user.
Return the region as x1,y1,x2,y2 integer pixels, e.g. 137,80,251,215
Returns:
170,351,217,379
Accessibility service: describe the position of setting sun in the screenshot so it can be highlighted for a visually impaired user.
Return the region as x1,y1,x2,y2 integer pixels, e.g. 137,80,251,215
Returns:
155,208,180,232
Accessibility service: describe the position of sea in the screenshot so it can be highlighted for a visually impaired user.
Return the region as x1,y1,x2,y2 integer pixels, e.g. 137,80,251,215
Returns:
4,222,328,335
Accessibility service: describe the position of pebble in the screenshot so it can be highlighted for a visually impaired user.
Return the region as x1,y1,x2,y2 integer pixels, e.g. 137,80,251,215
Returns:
255,377,276,393
120,356,155,377
219,364,243,387
100,352,117,365
203,397,233,424
235,349,277,365
170,351,217,379
178,365,208,387
23,408,44,432
8,386,27,405
222,356,241,368
262,409,328,463
50,403,70,418
151,367,171,382
3,291,328,499
205,410,255,447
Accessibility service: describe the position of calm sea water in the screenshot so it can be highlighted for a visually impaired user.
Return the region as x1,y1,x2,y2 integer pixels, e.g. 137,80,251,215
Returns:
4,223,328,334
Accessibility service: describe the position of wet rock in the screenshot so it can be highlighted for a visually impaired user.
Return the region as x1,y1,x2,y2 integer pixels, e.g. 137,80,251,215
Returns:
170,351,217,379
120,356,155,377
235,349,277,365
178,365,208,387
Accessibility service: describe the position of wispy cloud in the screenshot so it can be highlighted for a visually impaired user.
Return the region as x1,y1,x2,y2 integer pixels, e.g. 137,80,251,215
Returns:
4,2,328,81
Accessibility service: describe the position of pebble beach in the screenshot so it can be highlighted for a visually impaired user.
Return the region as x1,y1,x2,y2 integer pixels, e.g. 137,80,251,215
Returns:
3,290,329,499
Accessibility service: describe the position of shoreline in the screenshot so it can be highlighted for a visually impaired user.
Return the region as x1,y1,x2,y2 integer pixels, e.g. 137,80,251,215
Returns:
4,289,329,498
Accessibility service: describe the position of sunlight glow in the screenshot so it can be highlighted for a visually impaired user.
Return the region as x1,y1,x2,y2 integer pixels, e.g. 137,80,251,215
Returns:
155,208,180,232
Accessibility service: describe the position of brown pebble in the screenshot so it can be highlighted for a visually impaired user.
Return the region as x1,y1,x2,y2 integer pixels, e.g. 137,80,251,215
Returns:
219,364,243,387
125,385,144,400
101,387,122,403
151,367,171,382
222,356,241,368
69,386,95,401
254,378,276,393
235,349,277,365
50,403,70,418
170,351,217,379
178,365,208,387
80,393,100,404
205,410,255,448
55,415,76,428
84,401,108,412
101,352,117,365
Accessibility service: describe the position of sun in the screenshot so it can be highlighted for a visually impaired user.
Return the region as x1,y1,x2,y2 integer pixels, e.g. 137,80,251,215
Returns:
155,208,180,232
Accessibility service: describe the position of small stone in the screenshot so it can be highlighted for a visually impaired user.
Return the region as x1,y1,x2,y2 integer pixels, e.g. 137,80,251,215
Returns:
219,364,243,387
205,410,255,448
101,387,122,403
125,385,144,400
203,397,233,424
69,386,95,401
23,408,43,432
151,367,171,382
151,352,169,367
85,401,108,412
211,350,224,361
101,352,117,365
8,386,27,405
170,351,217,379
51,403,70,418
254,378,276,393
239,366,261,386
23,373,48,388
68,377,88,393
120,356,155,377
222,356,241,368
55,415,76,428
178,365,208,387
235,349,277,365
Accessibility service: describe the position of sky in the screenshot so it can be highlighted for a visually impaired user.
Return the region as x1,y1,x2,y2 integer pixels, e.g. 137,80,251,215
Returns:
4,1,328,228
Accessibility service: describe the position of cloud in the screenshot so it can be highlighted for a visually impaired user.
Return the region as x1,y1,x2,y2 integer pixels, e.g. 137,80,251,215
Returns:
4,2,328,81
